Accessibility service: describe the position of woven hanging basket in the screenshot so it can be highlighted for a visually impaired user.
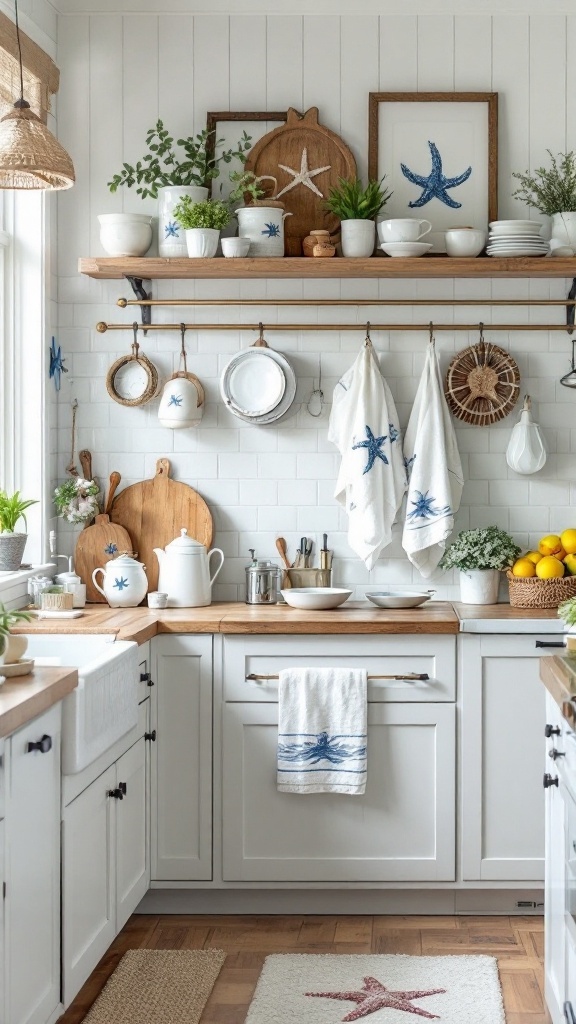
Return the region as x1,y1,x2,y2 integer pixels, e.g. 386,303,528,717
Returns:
445,339,520,426
506,570,576,609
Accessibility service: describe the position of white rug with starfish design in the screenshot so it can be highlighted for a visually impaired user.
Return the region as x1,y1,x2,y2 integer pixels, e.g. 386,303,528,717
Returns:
244,953,505,1023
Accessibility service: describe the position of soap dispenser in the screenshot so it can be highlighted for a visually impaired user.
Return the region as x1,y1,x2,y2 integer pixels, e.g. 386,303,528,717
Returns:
55,555,86,607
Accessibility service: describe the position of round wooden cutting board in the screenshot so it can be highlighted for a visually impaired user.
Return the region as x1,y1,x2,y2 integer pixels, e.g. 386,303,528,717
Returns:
109,459,214,594
245,107,356,255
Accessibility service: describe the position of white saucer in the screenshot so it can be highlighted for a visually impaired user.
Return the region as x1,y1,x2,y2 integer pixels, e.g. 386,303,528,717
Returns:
489,219,543,234
1,659,34,678
487,247,548,257
380,241,433,258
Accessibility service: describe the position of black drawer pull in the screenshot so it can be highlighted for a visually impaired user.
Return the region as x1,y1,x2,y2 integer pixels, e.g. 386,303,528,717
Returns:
27,734,52,754
535,641,566,648
543,773,559,789
145,730,156,742
140,671,154,686
545,723,561,737
118,781,127,795
549,748,566,760
108,788,123,800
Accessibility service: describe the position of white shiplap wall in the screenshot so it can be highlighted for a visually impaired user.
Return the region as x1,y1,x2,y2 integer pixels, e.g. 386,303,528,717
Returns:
55,13,576,600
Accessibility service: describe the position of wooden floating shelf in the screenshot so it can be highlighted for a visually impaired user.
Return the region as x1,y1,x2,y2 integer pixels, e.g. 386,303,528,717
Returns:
79,255,576,281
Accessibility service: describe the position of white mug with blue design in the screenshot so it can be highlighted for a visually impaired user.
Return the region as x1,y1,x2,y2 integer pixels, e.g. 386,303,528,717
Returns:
235,205,292,257
158,373,203,429
92,553,148,608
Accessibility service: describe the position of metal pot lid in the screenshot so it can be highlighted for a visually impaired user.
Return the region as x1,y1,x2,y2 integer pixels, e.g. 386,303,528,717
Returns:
165,528,206,554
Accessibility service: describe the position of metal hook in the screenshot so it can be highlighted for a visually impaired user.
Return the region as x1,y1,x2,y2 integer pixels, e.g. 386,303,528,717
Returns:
307,354,324,418
179,323,188,373
131,321,140,358
253,322,268,348
429,321,435,345
478,321,485,344
365,321,372,346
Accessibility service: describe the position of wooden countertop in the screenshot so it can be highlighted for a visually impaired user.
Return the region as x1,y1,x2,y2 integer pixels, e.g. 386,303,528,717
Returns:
0,666,78,739
453,603,559,621
540,653,576,712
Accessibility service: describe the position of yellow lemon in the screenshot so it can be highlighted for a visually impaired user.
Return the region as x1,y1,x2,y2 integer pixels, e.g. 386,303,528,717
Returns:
564,553,576,576
538,534,564,557
561,529,576,555
511,558,537,578
536,555,565,579
524,551,542,565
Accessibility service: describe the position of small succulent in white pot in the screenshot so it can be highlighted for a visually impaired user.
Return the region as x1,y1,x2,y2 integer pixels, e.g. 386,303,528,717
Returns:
439,526,521,605
173,196,231,258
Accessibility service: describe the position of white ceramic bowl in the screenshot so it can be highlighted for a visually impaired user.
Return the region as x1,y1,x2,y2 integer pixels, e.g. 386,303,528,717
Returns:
366,591,434,609
445,228,486,258
379,241,433,258
281,587,352,610
98,213,153,257
221,236,251,257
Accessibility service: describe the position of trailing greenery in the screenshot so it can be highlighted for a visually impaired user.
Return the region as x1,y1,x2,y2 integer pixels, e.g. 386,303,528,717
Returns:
228,170,270,207
439,526,521,572
0,491,38,533
323,176,393,221
511,151,576,215
53,478,99,525
173,197,230,231
558,596,576,627
108,121,252,199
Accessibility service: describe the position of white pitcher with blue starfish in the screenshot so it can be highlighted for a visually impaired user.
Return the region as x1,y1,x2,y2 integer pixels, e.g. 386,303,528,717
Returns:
92,553,148,608
235,205,292,257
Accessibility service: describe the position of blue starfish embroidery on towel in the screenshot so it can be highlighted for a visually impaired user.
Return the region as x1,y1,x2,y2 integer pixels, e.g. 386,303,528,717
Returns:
352,426,389,474
168,394,183,407
388,422,399,443
104,543,118,555
113,577,129,591
278,732,367,766
407,490,452,522
164,221,179,238
401,141,472,209
404,454,417,477
261,222,280,237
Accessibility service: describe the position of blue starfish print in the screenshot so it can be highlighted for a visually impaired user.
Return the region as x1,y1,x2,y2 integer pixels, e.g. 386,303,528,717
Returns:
49,337,68,392
278,732,366,766
407,490,452,522
113,577,129,591
168,394,183,407
352,425,389,474
164,221,179,238
404,454,417,478
261,222,280,237
389,422,399,443
401,141,472,209
104,542,118,555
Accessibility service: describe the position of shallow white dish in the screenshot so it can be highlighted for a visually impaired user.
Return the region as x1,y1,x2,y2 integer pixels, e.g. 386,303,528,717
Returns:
34,609,85,619
227,351,286,416
489,220,543,235
281,587,352,610
0,658,35,678
366,591,434,609
380,241,432,258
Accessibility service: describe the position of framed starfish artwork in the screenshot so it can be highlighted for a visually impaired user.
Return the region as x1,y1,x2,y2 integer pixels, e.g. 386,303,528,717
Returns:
368,92,498,253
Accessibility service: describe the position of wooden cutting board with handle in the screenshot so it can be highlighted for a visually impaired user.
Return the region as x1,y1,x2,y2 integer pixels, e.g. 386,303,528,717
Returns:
109,458,214,593
75,471,135,603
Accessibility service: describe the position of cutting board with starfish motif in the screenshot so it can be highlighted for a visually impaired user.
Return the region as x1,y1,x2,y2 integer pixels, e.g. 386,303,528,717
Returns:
245,107,356,255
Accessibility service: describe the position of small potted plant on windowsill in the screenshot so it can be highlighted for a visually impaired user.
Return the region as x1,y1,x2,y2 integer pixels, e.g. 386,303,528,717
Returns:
0,603,32,668
0,491,38,572
512,150,576,249
439,525,521,605
323,176,393,257
172,196,231,258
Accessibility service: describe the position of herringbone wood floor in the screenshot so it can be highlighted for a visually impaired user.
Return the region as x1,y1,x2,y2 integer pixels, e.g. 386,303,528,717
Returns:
58,914,549,1024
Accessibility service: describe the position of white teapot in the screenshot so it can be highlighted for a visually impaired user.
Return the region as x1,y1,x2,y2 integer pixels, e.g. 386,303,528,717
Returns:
92,553,148,608
154,529,224,607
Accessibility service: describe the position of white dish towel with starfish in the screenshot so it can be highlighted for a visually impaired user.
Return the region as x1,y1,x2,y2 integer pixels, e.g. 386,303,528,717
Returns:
402,339,464,578
328,340,407,570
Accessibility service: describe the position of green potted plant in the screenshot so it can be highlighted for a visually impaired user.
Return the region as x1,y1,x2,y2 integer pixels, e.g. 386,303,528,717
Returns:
107,119,252,258
172,196,231,258
557,595,576,636
512,150,576,249
323,176,393,257
0,491,38,572
0,603,31,667
439,526,521,605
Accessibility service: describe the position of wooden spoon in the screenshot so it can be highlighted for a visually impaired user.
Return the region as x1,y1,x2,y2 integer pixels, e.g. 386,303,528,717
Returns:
276,537,292,591
79,450,97,528
105,471,121,514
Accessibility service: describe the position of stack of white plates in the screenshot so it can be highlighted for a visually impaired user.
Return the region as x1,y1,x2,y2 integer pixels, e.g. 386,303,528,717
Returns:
486,220,548,258
220,346,297,424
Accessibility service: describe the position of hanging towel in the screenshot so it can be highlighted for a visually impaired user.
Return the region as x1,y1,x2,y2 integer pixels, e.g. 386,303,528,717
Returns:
328,340,407,570
277,667,368,795
402,338,464,578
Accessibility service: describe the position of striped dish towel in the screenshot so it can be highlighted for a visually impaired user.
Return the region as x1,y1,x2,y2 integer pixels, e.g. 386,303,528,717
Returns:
277,668,368,795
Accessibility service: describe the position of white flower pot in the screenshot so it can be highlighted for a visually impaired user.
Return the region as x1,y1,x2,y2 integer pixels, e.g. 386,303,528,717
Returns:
185,228,220,258
235,206,291,257
98,213,153,257
459,568,500,605
158,185,208,257
0,533,28,572
341,219,376,258
551,212,576,248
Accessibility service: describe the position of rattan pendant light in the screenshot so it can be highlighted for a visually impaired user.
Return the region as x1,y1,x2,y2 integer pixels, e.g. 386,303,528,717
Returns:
0,0,74,190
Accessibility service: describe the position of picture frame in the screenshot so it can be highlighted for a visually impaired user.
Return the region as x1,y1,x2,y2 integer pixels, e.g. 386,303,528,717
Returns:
205,110,289,199
368,92,498,252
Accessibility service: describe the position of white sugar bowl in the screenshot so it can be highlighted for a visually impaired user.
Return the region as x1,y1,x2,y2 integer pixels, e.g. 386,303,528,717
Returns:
158,374,204,429
92,554,148,608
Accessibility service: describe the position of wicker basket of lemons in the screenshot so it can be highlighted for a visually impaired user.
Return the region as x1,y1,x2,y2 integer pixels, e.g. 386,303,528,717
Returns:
507,530,576,608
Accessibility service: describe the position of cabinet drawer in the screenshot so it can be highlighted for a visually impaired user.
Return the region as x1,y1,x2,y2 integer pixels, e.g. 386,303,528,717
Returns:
223,635,455,703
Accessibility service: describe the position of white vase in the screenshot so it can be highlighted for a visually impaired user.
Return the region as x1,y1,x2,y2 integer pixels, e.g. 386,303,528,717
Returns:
551,212,576,248
341,219,376,258
235,206,291,257
158,185,208,257
185,228,220,258
98,213,153,257
459,568,500,605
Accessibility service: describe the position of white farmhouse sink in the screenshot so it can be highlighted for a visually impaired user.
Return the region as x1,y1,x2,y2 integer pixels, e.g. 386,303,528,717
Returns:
23,634,139,775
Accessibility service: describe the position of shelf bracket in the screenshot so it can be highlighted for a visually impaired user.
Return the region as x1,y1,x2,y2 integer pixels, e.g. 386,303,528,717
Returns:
124,276,152,328
567,279,576,335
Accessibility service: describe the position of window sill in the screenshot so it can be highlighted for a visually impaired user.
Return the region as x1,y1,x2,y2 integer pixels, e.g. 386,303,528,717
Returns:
0,563,55,607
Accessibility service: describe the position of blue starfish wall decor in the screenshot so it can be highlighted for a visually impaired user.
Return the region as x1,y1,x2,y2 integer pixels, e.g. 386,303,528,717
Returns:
49,337,68,392
401,141,472,209
352,426,389,474
261,222,280,237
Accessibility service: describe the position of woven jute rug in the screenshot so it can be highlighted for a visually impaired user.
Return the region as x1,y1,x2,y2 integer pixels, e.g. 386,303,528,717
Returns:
82,948,226,1024
245,953,505,1023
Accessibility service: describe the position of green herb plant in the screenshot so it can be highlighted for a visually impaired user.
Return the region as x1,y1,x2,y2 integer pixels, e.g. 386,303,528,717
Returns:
0,491,38,534
511,151,576,216
557,596,576,627
323,176,393,221
172,197,230,231
108,121,252,199
439,526,521,572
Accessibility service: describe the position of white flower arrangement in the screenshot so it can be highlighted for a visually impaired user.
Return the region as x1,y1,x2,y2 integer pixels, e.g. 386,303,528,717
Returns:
53,477,100,524
439,526,521,572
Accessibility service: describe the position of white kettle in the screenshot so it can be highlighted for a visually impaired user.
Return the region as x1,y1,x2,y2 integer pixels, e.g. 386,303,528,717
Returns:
154,528,224,607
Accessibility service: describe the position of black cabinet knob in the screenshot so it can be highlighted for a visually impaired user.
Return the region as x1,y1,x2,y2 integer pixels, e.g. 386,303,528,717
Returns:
549,748,566,760
27,734,52,754
145,730,156,742
543,773,559,789
140,672,154,686
118,781,127,795
108,788,124,800
545,723,561,737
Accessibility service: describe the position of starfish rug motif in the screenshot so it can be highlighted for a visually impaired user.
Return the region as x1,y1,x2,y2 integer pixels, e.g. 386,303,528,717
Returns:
306,975,446,1020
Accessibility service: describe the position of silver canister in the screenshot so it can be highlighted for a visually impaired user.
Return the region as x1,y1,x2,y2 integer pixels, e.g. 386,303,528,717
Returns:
245,551,282,605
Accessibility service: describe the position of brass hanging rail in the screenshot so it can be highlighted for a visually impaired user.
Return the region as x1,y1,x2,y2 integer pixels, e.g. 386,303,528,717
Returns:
117,296,576,308
96,320,572,333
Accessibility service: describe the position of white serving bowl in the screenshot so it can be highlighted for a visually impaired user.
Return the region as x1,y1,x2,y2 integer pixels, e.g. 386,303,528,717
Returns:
379,241,433,258
98,213,153,257
221,236,251,257
281,587,352,610
366,591,434,609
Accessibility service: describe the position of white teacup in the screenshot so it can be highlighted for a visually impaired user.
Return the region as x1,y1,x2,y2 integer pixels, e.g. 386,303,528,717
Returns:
221,236,251,258
378,218,432,243
445,228,486,258
147,591,168,609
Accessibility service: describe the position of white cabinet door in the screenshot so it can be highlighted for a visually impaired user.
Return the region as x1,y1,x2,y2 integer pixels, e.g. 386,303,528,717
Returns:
460,634,545,881
116,737,149,929
222,702,455,882
544,694,567,1024
62,763,116,1007
7,706,61,1024
152,636,213,881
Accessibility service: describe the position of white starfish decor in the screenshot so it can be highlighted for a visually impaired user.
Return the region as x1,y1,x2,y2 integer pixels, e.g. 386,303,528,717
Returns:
275,147,331,199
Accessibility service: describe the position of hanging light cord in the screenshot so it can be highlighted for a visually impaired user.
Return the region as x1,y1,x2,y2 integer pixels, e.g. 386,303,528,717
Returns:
13,0,28,110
